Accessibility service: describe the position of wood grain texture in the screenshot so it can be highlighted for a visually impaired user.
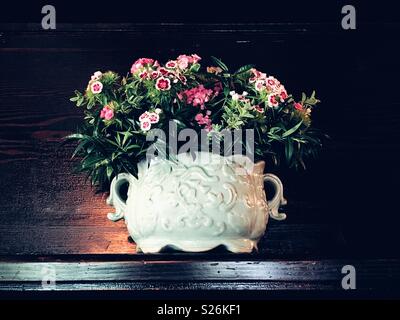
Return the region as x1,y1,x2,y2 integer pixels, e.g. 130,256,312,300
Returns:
0,258,399,293
0,21,399,293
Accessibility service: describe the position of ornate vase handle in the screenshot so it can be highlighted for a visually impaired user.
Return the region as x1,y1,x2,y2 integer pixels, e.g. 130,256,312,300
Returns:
107,173,136,222
263,173,287,220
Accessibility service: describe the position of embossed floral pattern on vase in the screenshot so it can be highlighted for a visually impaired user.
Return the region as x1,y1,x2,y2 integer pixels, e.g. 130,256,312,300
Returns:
107,152,286,253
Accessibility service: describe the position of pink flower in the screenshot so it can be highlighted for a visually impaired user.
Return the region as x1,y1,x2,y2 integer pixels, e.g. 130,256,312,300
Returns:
167,71,176,78
139,71,149,79
191,54,201,63
213,82,223,96
158,67,169,76
179,75,187,84
176,54,201,70
279,88,288,101
255,80,265,92
139,111,159,127
249,76,257,83
156,77,171,91
165,60,177,69
294,102,303,110
139,111,150,121
266,76,279,87
90,81,103,94
194,113,212,131
151,71,160,79
267,94,279,107
194,113,203,122
100,105,114,120
130,58,155,74
254,105,264,113
178,85,213,109
250,68,267,80
177,55,190,69
140,119,151,131
148,112,160,124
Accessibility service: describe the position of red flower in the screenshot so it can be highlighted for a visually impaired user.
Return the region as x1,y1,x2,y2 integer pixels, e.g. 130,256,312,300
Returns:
158,67,169,76
139,71,149,79
279,89,288,101
294,102,303,110
267,94,279,107
254,105,264,113
151,71,160,79
179,75,187,84
156,77,171,91
165,60,177,69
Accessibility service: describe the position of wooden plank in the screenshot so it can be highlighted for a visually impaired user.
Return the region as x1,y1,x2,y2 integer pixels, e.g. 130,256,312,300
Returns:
0,260,342,282
0,280,339,292
0,223,346,257
0,259,399,292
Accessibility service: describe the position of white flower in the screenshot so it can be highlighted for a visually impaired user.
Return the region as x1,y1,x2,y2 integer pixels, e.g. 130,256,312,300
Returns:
90,81,103,94
229,91,236,96
255,79,265,92
148,112,160,124
91,71,103,81
140,119,151,131
155,108,162,114
231,93,240,101
242,91,248,96
139,111,150,122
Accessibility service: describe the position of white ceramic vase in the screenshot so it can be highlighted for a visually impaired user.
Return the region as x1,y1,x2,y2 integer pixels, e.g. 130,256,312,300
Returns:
107,152,287,253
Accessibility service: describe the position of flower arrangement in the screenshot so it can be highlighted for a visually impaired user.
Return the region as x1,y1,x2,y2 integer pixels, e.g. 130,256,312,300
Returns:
67,54,322,190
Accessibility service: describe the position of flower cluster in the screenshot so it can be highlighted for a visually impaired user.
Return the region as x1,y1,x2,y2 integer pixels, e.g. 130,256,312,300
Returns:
178,85,215,109
100,105,114,120
249,68,288,107
195,111,213,131
129,54,202,94
176,54,201,70
130,58,156,74
68,54,322,189
138,110,161,131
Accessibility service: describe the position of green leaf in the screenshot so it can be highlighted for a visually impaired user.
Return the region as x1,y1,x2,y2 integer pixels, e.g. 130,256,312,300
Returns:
301,92,307,104
190,63,201,72
72,140,89,158
76,96,85,107
282,121,303,138
234,64,255,75
285,139,294,164
106,166,113,180
64,133,87,140
121,131,133,147
210,56,229,71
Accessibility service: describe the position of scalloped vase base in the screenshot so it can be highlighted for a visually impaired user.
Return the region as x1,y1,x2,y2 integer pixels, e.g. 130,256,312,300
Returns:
136,238,258,253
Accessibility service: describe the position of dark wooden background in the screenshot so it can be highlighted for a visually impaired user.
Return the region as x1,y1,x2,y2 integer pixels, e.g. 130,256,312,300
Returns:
0,1,399,296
